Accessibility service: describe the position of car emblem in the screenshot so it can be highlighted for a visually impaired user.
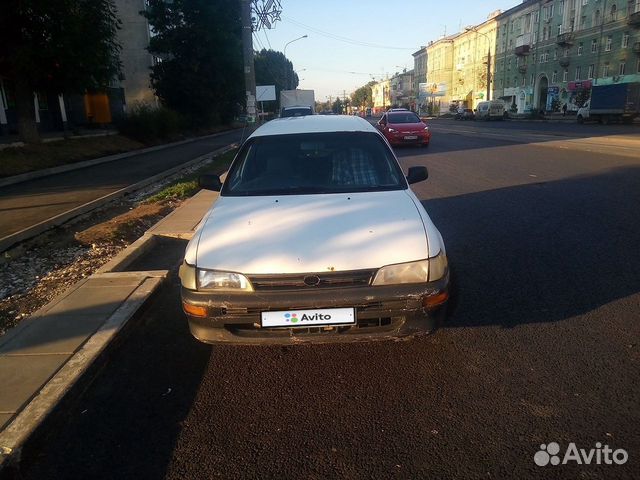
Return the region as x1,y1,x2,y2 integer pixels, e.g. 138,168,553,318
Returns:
304,275,321,286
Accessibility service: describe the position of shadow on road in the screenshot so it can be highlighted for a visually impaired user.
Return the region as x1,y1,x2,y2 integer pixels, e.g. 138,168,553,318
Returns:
424,165,640,329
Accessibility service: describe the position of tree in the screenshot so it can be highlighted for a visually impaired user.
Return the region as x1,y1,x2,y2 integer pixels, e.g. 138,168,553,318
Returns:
332,98,344,114
143,0,244,125
254,49,298,113
351,84,373,110
0,0,121,143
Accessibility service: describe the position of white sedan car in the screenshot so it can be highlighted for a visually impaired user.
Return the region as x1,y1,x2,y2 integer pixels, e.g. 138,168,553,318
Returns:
179,115,449,344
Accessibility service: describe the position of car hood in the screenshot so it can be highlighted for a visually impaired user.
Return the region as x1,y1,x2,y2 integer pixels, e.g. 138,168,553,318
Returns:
193,190,429,274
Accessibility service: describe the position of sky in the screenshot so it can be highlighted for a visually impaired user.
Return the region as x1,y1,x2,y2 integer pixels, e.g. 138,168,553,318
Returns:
253,0,520,101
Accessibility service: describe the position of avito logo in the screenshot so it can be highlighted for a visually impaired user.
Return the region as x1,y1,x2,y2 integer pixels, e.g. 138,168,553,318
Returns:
534,442,629,467
283,312,332,323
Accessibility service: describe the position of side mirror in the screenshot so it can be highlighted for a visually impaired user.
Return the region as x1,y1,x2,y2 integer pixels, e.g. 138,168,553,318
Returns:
199,174,223,191
406,166,428,185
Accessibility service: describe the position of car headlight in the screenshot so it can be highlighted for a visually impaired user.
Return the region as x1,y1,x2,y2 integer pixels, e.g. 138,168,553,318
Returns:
197,269,253,292
388,128,397,133
372,251,447,286
424,126,430,131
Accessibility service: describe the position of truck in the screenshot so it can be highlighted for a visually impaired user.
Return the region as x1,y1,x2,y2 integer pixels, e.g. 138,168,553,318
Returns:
280,89,315,117
577,83,640,124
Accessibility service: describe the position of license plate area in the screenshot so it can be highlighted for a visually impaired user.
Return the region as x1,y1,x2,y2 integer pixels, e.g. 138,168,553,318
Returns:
261,308,356,328
404,135,418,140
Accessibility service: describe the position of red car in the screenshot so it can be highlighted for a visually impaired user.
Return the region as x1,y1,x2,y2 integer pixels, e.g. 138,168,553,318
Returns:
376,111,431,147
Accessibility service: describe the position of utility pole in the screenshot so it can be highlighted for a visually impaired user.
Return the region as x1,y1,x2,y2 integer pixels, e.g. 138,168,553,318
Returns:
240,0,256,123
239,0,283,122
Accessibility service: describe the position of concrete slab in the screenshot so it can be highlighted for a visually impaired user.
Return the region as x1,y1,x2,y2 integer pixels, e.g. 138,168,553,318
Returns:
0,355,69,413
44,280,141,319
149,190,218,238
0,312,114,356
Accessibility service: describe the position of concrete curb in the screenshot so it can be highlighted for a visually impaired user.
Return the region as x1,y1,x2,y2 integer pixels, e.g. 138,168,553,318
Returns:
0,127,242,188
0,143,237,253
0,273,166,470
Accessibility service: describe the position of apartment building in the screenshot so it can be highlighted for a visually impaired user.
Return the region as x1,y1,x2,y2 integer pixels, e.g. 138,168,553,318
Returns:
413,47,428,111
390,69,415,109
450,14,499,110
494,0,640,114
371,79,391,114
425,34,458,111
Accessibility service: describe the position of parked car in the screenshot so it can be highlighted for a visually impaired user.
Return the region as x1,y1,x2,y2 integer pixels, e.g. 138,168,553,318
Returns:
280,106,314,117
179,115,450,345
455,108,475,121
376,111,432,147
474,101,506,121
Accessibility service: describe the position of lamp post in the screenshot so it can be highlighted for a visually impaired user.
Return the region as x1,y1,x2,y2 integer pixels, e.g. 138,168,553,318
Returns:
466,27,492,102
283,35,308,89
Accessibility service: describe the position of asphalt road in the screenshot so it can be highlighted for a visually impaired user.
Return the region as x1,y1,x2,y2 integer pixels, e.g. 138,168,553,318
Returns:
0,128,247,239
9,121,640,480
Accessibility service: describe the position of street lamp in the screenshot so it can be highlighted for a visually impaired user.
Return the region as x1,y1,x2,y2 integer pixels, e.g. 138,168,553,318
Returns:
283,35,308,89
465,27,492,102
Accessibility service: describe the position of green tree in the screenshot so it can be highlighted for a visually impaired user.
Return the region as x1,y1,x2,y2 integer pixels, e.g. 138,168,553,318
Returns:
143,0,244,125
254,49,298,113
332,98,344,114
351,83,373,109
0,0,121,143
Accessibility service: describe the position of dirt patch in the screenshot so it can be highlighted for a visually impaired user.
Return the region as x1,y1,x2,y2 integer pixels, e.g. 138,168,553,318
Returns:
75,202,171,245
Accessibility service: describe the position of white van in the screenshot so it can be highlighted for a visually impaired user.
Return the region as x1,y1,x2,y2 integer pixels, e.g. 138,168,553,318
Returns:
475,101,505,121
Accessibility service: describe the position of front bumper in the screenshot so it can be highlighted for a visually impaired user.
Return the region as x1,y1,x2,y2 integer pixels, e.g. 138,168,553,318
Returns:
181,275,449,345
386,131,431,145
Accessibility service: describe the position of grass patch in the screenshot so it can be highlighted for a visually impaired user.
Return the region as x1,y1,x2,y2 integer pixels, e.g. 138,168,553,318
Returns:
145,149,237,204
0,135,144,178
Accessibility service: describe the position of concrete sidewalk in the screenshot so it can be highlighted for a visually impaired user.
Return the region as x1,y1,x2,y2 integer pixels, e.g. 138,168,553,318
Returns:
0,188,218,469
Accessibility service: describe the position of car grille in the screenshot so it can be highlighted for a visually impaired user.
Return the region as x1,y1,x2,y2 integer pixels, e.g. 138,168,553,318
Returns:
227,317,399,338
247,269,376,291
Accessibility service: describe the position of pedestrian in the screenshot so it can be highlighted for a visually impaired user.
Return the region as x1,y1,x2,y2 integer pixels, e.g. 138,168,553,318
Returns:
562,103,567,116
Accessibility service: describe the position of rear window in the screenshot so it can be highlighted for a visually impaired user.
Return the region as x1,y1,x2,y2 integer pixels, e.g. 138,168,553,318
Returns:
281,107,313,117
387,112,421,124
223,132,407,196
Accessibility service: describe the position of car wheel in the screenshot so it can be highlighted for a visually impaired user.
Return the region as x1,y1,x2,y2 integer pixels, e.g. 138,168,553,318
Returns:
577,114,584,124
421,141,430,148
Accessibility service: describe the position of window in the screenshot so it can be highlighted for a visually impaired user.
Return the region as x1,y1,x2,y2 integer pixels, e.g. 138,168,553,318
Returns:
531,73,535,85
563,69,569,82
637,58,640,73
552,70,558,82
522,76,526,86
605,36,612,51
619,62,626,75
577,43,583,55
557,24,562,36
582,0,588,5
591,39,598,53
580,15,586,28
554,49,558,60
575,66,582,79
635,0,640,14
533,31,538,44
533,11,539,24
622,33,629,48
602,63,610,77
588,64,594,78
564,48,570,57
594,9,601,25
609,4,617,22
540,53,545,64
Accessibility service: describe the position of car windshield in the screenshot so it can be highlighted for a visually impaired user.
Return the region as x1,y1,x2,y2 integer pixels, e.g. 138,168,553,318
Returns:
223,132,406,196
387,112,421,124
281,107,312,117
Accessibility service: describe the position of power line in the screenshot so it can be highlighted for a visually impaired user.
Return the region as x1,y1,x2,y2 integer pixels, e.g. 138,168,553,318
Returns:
283,16,415,51
262,29,272,50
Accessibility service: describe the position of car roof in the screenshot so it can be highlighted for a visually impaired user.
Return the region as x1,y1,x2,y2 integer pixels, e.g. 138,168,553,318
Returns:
282,105,312,110
250,115,378,138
